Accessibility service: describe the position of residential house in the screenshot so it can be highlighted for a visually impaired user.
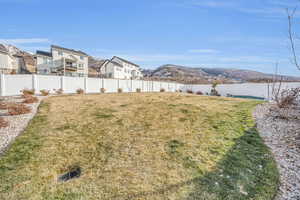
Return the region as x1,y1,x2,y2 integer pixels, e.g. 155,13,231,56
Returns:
100,56,143,79
36,45,89,77
0,44,18,74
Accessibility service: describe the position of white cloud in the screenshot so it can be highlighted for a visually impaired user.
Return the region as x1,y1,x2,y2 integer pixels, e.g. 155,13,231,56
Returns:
188,49,219,53
0,38,50,44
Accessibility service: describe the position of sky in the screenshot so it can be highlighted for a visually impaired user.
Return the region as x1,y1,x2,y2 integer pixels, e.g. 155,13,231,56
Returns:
1,0,300,76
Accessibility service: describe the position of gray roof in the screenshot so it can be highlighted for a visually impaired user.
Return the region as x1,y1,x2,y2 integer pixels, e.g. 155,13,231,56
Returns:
0,44,8,54
101,59,123,69
36,50,52,57
112,56,140,68
51,45,88,56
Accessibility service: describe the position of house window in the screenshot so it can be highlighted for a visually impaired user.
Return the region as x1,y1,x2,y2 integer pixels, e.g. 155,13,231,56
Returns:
80,56,84,60
58,51,63,56
78,64,84,69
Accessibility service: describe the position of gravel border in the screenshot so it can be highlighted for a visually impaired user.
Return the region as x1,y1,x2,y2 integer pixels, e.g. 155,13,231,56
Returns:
254,104,300,200
0,96,45,156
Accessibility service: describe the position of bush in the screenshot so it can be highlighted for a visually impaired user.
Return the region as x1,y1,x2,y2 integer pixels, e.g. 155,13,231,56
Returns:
8,103,31,116
23,96,38,104
40,89,50,96
21,89,35,96
100,88,106,93
187,89,194,94
0,102,8,110
118,88,123,93
54,89,63,95
276,88,300,108
179,89,183,93
136,88,141,93
160,88,165,92
76,88,84,95
0,117,9,128
196,91,203,95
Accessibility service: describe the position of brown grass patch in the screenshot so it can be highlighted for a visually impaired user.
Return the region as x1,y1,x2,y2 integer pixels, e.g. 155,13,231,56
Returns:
7,103,31,115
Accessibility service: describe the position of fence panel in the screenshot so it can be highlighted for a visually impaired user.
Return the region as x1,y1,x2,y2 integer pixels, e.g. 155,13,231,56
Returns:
64,77,85,93
37,75,61,93
132,80,142,92
5,75,33,96
87,78,101,93
119,79,131,92
104,79,118,93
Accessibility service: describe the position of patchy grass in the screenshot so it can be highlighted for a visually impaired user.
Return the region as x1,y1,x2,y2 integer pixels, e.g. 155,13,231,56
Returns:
0,93,279,200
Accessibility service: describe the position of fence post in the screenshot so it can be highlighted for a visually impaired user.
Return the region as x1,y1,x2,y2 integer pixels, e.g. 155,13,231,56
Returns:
84,77,88,93
32,74,38,92
60,76,65,91
0,74,5,96
131,79,133,92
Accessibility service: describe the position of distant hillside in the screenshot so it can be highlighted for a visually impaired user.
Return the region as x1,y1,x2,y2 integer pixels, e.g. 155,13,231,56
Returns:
143,64,300,84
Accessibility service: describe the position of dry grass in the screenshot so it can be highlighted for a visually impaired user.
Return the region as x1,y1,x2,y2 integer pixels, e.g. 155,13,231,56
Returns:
0,93,278,200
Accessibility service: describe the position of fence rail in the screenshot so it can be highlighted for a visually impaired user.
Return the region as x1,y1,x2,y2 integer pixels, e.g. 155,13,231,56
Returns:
0,74,183,96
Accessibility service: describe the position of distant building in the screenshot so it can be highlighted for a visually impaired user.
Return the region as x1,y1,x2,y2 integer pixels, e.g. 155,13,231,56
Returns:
36,45,89,77
0,44,18,74
100,56,143,79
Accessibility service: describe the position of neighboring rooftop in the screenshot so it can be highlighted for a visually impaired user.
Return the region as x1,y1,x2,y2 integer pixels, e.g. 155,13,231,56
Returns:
51,45,88,56
36,50,52,57
112,56,140,68
0,44,8,54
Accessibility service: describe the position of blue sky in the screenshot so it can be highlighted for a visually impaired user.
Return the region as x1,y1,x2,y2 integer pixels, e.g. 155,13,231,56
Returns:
1,0,300,76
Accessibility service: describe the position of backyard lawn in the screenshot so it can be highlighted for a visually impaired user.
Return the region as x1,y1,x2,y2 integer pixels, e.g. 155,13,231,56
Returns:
0,93,279,200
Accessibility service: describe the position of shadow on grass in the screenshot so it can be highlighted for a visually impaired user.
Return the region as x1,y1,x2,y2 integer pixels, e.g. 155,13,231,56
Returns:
111,127,279,200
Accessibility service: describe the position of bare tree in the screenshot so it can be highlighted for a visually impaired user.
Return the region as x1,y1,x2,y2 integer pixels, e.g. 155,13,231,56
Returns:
287,7,300,71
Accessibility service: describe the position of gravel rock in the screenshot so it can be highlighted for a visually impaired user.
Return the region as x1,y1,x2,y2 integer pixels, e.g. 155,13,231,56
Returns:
254,103,300,200
0,96,44,156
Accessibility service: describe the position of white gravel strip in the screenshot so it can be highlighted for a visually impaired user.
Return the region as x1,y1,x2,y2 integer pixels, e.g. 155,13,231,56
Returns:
0,96,45,156
254,104,300,200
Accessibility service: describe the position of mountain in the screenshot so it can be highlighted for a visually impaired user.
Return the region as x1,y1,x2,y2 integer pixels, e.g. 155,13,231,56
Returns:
144,64,300,84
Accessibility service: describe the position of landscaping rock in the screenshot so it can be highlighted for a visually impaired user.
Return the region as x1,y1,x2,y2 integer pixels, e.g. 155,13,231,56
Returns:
254,104,300,200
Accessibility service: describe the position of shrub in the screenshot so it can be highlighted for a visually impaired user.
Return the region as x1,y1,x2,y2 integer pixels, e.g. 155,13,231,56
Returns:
179,89,183,93
23,96,38,104
196,91,203,95
0,117,9,128
21,89,35,96
8,103,31,116
100,88,106,93
136,88,141,93
275,88,300,108
187,89,194,94
160,88,165,92
0,102,8,110
76,88,84,95
40,89,50,96
118,88,123,93
54,89,64,95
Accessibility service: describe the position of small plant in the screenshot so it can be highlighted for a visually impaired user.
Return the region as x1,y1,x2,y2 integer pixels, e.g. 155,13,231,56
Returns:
23,96,38,104
100,88,106,93
118,88,123,93
210,81,220,96
0,102,8,110
21,89,35,96
178,89,183,93
54,89,64,95
40,89,50,96
275,88,300,108
136,88,141,93
196,91,203,95
187,89,194,94
0,117,9,128
160,88,165,92
8,103,31,116
76,88,84,95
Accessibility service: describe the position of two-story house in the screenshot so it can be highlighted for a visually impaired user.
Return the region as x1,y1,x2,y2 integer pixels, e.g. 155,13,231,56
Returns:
36,45,89,77
0,44,18,74
100,56,143,79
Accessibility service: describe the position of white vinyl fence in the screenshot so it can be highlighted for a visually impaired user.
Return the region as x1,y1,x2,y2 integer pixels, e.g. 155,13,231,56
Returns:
0,74,183,96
